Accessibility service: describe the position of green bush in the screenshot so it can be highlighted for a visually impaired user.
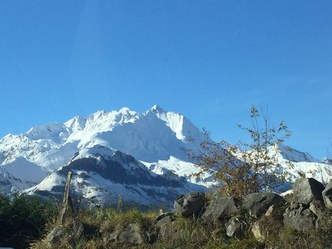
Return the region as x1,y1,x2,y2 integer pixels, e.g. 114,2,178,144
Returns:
0,193,57,248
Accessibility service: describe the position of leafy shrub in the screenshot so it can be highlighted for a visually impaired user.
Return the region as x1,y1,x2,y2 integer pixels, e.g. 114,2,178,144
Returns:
186,105,291,198
0,193,57,248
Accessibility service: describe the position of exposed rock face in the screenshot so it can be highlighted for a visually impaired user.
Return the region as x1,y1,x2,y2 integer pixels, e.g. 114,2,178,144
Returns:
293,178,325,205
174,192,205,218
322,179,332,209
200,196,240,224
243,192,286,219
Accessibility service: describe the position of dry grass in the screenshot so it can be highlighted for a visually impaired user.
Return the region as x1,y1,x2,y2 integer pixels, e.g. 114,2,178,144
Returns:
28,199,332,249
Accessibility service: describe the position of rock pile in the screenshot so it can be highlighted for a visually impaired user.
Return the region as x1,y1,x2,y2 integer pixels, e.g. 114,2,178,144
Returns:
47,177,332,248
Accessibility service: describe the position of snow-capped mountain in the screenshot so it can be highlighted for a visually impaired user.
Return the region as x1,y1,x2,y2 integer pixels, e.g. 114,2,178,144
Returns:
0,105,331,206
274,144,332,185
0,105,211,205
0,105,208,169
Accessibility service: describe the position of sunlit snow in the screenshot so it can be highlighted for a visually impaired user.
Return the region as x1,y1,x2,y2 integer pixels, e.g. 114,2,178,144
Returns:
1,105,332,205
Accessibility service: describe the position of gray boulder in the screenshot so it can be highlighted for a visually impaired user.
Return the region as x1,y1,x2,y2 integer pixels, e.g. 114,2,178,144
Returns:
47,225,64,247
155,212,174,226
293,178,325,205
155,212,174,238
47,218,84,247
226,217,246,239
155,213,179,241
322,179,332,209
103,222,144,245
243,192,286,219
309,200,325,217
174,192,205,218
251,204,286,242
251,221,265,242
283,203,317,231
200,196,240,224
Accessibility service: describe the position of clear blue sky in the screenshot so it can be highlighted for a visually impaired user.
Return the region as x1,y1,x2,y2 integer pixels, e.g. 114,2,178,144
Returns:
0,1,331,159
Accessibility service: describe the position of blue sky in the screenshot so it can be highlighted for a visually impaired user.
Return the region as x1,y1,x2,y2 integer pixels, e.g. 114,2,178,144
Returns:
0,1,331,159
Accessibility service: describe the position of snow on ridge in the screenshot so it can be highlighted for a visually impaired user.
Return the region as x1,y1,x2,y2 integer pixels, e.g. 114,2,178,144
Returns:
149,104,166,113
142,156,215,189
0,104,199,168
25,123,68,143
277,144,320,163
79,107,140,132
154,111,185,140
0,105,326,172
71,145,115,162
64,116,87,133
146,105,204,142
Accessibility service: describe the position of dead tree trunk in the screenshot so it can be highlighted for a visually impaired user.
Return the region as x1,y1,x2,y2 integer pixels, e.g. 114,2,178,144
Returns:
117,194,123,213
57,171,73,225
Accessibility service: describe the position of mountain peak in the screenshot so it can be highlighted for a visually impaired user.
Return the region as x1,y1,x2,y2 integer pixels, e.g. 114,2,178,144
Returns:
118,107,132,113
150,105,166,113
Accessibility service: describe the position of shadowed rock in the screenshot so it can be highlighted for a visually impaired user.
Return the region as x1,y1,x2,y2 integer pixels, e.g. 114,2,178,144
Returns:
174,192,205,218
322,179,332,209
243,192,286,219
201,196,240,224
293,178,325,205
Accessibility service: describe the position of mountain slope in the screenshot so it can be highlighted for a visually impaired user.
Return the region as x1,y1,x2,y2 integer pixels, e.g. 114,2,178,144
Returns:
23,146,206,206
0,157,47,193
0,106,211,203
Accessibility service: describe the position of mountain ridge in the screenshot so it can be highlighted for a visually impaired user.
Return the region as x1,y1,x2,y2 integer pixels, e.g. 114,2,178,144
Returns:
0,105,331,206
0,106,211,205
